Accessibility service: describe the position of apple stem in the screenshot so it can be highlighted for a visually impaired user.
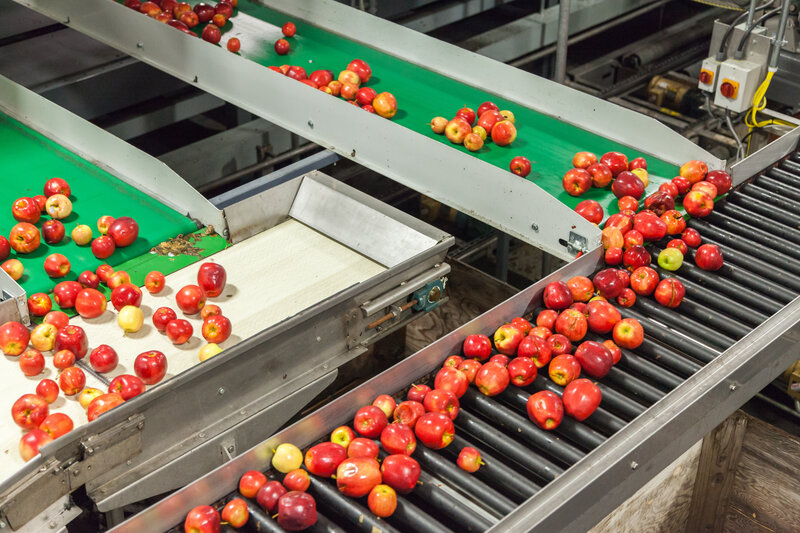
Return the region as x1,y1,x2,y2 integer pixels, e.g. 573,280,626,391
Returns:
417,480,423,485
479,460,486,465
272,514,279,519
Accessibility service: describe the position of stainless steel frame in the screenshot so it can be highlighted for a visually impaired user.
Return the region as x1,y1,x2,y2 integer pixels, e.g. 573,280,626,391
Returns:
112,242,800,532
12,0,723,260
0,171,452,530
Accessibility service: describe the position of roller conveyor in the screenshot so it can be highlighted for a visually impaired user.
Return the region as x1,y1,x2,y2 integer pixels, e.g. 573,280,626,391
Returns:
115,140,800,532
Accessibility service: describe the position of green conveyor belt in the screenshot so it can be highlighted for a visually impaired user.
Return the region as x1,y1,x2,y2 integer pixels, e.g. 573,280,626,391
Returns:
0,112,200,297
169,1,676,218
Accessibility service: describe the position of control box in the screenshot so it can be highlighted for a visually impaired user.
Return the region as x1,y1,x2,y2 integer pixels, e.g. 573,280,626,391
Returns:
713,59,763,113
698,57,720,93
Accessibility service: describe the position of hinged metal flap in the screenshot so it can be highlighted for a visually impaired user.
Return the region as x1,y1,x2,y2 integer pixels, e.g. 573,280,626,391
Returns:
0,414,144,530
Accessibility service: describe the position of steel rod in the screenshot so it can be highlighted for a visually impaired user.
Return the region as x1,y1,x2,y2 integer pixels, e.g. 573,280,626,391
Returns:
621,308,721,364
447,435,540,502
767,166,800,187
237,496,285,533
585,332,683,391
631,297,738,349
530,376,627,434
411,470,497,532
703,210,800,260
716,202,800,245
461,390,585,465
500,389,607,450
647,256,769,326
603,366,665,405
388,496,455,533
626,338,701,379
455,410,564,483
727,191,800,229
741,183,800,216
412,445,517,515
687,219,800,280
307,477,402,533
554,0,571,84
758,174,800,203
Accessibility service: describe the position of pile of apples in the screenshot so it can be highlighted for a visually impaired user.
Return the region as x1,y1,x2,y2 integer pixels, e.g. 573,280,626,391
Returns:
430,102,530,172
121,0,242,52
267,56,399,120
3,177,140,285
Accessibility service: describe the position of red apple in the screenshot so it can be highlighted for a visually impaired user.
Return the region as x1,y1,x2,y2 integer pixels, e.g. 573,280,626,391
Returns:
605,212,634,234
658,182,680,199
508,356,538,386
221,498,249,529
548,354,581,386
368,484,397,517
77,270,100,289
96,264,114,283
197,262,226,297
574,340,614,378
407,384,431,403
490,354,510,367
111,284,143,312
667,239,688,256
623,230,643,250
587,163,613,188
58,367,86,396
166,319,193,344
654,278,685,308
369,395,396,419
536,309,559,330
434,367,469,398
445,117,471,144
381,423,417,455
493,324,524,355
491,120,516,145
695,244,724,271
36,379,59,404
45,194,71,219
372,92,397,119
527,390,564,430
256,481,286,513
460,334,491,361
75,288,107,319
423,389,459,419
393,400,425,429
353,405,388,438
543,281,574,310
517,335,552,367
43,177,70,197
457,359,482,383
575,200,604,224
153,307,178,332
12,394,49,429
202,315,231,344
78,388,104,410
381,454,420,494
202,23,221,43
91,236,116,259
629,156,647,170
572,151,597,169
87,393,125,422
563,378,602,421
605,246,623,265
0,321,29,356
0,236,10,262
304,441,347,477
19,349,44,376
27,293,52,317
284,469,311,492
554,309,588,342
134,350,167,385
12,197,40,224
692,181,718,199
592,269,623,299
108,374,145,400
19,429,52,462
613,318,644,349
623,245,651,270
414,412,454,449
616,288,636,308
633,211,667,241
53,350,76,370
563,168,592,196
672,176,691,195
600,151,629,177
630,266,659,295
546,333,572,356
176,285,206,314
89,344,118,374
681,228,702,248
336,458,382,497
510,156,532,177
585,300,621,334
184,506,220,533
348,437,380,460
705,169,732,195
142,271,165,294
55,325,88,359
107,216,138,247
565,276,594,303
661,210,686,235
10,222,40,253
611,171,645,199
475,362,510,396
53,281,82,309
680,160,708,184
510,317,533,336
683,191,714,218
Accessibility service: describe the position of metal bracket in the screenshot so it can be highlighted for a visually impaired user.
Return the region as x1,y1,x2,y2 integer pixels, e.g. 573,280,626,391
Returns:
412,278,447,312
565,231,589,255
0,415,144,530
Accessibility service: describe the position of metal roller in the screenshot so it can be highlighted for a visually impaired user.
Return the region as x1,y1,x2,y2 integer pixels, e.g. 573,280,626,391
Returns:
740,183,800,216
460,390,586,466
499,389,607,450
631,297,738,349
307,477,402,533
603,367,665,405
758,174,800,203
409,469,497,532
715,202,800,246
585,332,683,391
388,497,454,533
727,192,800,229
621,308,721,363
530,376,627,434
703,211,800,260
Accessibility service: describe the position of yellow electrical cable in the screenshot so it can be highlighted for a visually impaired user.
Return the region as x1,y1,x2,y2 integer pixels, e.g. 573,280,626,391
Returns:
743,69,795,155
